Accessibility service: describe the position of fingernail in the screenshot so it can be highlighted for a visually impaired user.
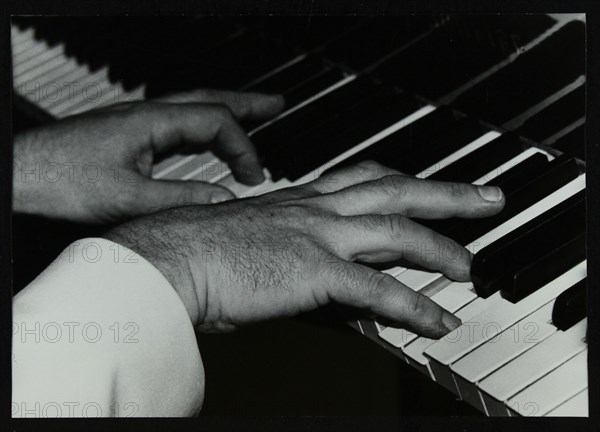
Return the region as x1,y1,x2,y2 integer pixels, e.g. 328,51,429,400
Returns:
442,311,462,332
478,186,503,202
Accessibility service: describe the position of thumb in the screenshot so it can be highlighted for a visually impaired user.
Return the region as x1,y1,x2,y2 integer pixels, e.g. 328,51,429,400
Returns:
132,178,235,214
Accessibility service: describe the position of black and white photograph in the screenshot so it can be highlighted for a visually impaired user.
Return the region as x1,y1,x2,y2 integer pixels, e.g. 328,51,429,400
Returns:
4,3,598,426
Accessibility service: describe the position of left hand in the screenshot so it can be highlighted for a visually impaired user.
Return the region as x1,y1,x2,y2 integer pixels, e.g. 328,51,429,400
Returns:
13,89,284,224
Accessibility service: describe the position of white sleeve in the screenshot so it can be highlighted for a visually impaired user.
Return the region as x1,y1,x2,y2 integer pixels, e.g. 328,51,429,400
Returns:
12,238,204,418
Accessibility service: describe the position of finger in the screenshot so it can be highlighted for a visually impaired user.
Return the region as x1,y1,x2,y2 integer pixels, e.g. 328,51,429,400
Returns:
153,89,285,120
323,260,461,339
129,178,235,215
308,175,505,218
326,214,472,281
132,103,264,185
302,160,405,194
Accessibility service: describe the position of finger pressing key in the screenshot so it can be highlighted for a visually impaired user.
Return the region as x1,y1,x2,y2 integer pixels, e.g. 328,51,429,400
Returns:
323,259,462,339
325,213,472,281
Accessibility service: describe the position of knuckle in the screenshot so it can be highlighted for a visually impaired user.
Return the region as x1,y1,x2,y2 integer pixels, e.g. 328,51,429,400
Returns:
355,160,385,178
446,181,470,200
366,271,393,304
211,103,235,123
405,293,429,318
386,214,408,241
378,175,407,198
278,203,322,226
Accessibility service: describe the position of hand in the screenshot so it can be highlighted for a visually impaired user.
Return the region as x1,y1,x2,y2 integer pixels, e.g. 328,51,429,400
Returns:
12,89,284,224
103,161,505,339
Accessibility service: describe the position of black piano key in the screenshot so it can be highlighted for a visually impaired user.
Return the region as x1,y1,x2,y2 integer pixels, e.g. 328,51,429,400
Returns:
400,117,485,175
427,133,524,183
453,21,585,125
268,88,417,180
246,56,326,94
485,152,550,191
242,66,347,132
262,16,366,51
332,107,457,175
416,152,551,237
501,232,586,303
322,16,436,70
282,68,349,109
374,15,556,100
516,86,585,143
251,76,375,155
206,42,300,90
446,156,581,246
551,124,585,161
552,278,587,331
471,191,586,298
265,86,406,180
146,27,294,96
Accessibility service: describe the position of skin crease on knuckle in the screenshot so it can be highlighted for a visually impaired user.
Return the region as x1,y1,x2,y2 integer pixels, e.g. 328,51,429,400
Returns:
379,174,409,201
354,159,385,180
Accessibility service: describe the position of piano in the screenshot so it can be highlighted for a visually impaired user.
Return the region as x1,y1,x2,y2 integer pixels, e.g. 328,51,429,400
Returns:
10,14,588,417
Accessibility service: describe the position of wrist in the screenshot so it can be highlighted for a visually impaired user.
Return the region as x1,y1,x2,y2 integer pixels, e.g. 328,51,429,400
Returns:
102,219,203,327
12,133,41,215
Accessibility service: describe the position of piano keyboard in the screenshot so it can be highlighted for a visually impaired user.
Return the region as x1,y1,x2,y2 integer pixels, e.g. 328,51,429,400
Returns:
11,14,588,416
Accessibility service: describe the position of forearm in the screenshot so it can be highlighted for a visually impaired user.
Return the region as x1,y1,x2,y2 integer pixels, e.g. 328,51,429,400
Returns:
12,130,70,218
12,238,204,417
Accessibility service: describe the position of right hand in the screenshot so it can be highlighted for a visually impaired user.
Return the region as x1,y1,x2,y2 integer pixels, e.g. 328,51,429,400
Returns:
103,161,505,339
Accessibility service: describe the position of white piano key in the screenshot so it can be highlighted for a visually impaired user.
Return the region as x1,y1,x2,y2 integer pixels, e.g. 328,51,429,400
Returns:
394,269,441,293
450,301,557,412
424,261,586,366
153,155,197,179
218,172,260,197
12,41,48,66
65,82,126,116
402,295,503,382
472,147,550,185
13,44,64,76
545,389,588,417
18,58,80,93
478,317,587,415
17,53,70,84
417,131,501,179
381,266,408,277
37,65,95,110
11,28,37,56
47,68,112,116
242,176,294,197
11,26,34,48
161,154,220,181
507,349,587,416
